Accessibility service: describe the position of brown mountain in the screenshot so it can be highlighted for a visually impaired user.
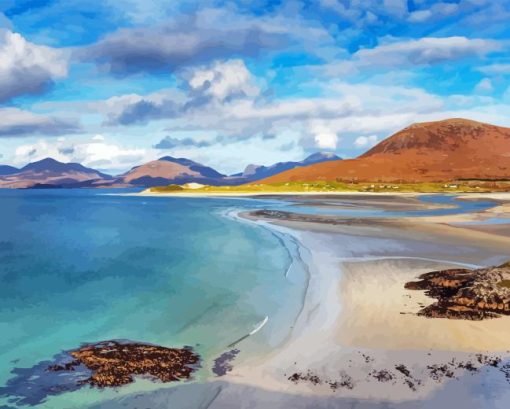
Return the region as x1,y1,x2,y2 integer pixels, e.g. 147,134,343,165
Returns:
117,153,341,187
260,118,510,183
117,156,227,187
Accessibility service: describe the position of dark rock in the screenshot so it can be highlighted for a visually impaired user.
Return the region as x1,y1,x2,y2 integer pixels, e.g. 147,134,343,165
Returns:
212,349,240,376
405,262,510,320
67,340,200,388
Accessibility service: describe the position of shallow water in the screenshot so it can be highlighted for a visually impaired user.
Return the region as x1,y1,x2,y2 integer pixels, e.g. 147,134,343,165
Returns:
0,190,502,408
286,194,498,218
0,189,308,408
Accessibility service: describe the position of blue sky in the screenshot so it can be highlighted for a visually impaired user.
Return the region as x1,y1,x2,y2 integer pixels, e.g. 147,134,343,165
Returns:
1,0,510,174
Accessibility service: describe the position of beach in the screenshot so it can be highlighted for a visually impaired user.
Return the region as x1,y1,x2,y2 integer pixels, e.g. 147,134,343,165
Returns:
83,192,510,409
4,190,510,409
205,193,510,407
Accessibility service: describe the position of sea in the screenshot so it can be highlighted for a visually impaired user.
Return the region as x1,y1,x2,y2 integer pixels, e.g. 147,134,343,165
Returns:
0,189,499,408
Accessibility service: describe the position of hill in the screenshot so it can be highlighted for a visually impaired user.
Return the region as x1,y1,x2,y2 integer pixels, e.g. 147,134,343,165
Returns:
118,156,227,187
118,152,341,187
0,158,112,188
228,152,341,183
261,119,510,183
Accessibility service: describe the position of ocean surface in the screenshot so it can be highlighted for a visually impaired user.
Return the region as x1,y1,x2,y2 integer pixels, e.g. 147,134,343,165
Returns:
0,189,309,408
0,190,500,408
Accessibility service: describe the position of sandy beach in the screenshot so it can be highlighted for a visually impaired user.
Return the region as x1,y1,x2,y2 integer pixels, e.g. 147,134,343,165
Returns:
215,194,510,406
91,193,510,408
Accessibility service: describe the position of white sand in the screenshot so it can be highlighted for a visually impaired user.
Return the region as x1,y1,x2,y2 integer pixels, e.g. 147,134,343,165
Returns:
338,258,510,351
222,219,510,403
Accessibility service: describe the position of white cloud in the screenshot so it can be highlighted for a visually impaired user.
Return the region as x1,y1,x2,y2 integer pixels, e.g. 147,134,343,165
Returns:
0,30,68,102
477,64,510,75
0,107,80,137
354,36,500,67
309,122,339,149
475,78,493,93
186,59,260,101
354,135,379,148
408,2,459,22
320,37,501,77
13,136,148,173
79,7,333,76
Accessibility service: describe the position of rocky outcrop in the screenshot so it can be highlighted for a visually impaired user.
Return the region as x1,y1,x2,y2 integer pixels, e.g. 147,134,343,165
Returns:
48,340,200,388
405,261,510,320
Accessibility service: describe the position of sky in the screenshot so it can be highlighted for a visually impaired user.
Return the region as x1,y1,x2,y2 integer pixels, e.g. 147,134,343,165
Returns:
1,0,510,175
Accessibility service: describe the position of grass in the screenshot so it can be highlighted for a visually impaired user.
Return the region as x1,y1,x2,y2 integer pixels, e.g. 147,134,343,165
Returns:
147,180,510,195
497,280,510,289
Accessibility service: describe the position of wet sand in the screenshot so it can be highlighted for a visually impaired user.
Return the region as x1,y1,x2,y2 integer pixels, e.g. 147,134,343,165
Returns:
223,196,510,405
90,193,510,408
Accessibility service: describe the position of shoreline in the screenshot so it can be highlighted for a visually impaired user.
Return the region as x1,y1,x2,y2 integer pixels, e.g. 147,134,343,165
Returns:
136,190,510,199
216,200,510,403
80,193,510,408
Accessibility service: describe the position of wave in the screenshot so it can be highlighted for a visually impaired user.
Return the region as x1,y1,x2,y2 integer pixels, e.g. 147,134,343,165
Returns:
250,316,269,335
227,316,269,348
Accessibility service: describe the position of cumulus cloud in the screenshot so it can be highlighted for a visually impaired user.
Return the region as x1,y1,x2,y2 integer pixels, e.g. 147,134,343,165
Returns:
307,122,339,150
477,64,510,75
185,59,260,102
102,65,447,152
475,78,494,93
78,8,300,76
13,136,147,172
113,99,178,125
320,36,501,77
105,59,269,128
104,60,261,126
0,108,81,137
0,30,68,103
100,90,184,126
319,0,407,22
354,37,500,67
153,136,213,149
408,2,459,23
354,135,379,148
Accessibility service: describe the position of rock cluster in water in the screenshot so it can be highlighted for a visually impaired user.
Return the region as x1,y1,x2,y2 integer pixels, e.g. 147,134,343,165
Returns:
48,340,200,388
405,261,510,320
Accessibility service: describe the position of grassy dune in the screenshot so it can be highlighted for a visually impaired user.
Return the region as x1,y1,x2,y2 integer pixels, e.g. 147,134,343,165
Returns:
146,180,510,195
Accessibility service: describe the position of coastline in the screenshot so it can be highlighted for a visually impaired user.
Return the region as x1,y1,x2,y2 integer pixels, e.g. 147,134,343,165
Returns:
137,189,510,200
136,190,423,198
83,193,510,408
214,197,510,405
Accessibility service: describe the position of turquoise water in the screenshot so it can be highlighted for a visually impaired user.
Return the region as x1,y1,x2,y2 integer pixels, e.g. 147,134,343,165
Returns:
0,189,307,408
0,190,503,408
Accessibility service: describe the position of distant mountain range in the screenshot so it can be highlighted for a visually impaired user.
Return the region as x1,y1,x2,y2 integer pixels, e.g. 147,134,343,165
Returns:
262,118,510,184
230,152,340,182
3,118,510,189
0,158,113,189
0,152,341,189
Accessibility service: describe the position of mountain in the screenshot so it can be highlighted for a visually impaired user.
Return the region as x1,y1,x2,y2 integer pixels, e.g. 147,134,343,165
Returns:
118,156,227,187
118,152,341,187
260,119,510,183
229,152,341,183
302,152,340,165
0,165,18,176
0,158,112,188
0,152,342,189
